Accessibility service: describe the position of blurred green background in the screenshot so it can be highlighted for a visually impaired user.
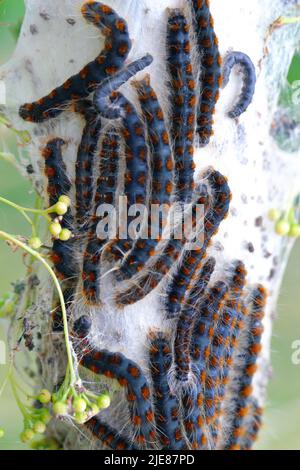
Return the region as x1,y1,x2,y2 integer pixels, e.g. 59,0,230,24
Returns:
0,0,300,450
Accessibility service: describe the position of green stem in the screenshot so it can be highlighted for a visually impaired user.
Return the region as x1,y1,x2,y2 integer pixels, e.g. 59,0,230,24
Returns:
0,230,76,385
0,196,36,233
0,362,12,399
0,196,51,225
279,15,300,25
9,375,31,420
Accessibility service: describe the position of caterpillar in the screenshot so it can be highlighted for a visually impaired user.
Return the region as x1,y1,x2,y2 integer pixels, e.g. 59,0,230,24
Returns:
166,253,215,320
82,129,121,304
85,416,138,450
224,285,266,450
96,92,149,262
222,51,256,118
115,183,210,307
71,314,92,357
181,282,228,449
73,314,92,339
217,301,248,409
116,76,173,280
212,264,247,398
42,139,78,332
42,138,71,206
42,139,77,281
73,100,102,226
205,261,247,440
188,0,222,146
238,398,263,450
167,9,196,203
181,386,207,450
190,281,229,383
149,333,185,450
95,129,121,206
19,2,131,122
80,349,156,447
173,257,216,382
93,54,153,119
166,168,231,318
116,168,231,307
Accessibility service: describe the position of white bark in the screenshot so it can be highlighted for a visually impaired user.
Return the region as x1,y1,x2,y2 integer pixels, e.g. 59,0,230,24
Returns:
1,0,300,449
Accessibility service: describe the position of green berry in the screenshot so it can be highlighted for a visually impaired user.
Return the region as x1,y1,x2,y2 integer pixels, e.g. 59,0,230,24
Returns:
19,130,31,144
53,401,68,416
97,393,111,410
90,403,100,417
0,428,4,439
20,429,35,443
38,389,52,404
28,237,42,250
289,224,300,238
73,397,87,413
49,222,62,238
58,195,71,207
33,421,46,434
59,228,72,242
54,201,68,216
74,412,88,424
275,220,290,236
268,209,280,222
40,408,51,424
0,298,14,317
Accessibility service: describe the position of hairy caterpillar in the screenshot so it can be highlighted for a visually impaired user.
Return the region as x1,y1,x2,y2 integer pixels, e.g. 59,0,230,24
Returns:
99,92,149,262
19,2,131,122
222,51,256,119
42,138,71,206
93,54,153,119
166,168,231,318
205,261,247,440
115,183,210,307
42,139,77,332
116,76,173,280
80,349,156,447
212,263,247,409
224,285,266,450
149,333,185,450
73,314,92,338
82,129,121,304
42,139,77,281
85,416,138,450
116,169,231,307
167,9,196,203
188,0,222,146
190,281,229,380
173,257,216,382
74,100,102,225
222,51,256,118
182,282,228,449
238,398,263,450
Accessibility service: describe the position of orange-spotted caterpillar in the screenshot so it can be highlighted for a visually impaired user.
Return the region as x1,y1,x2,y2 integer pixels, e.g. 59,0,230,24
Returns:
73,100,102,226
188,0,222,146
167,9,196,203
222,51,256,118
19,2,131,122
